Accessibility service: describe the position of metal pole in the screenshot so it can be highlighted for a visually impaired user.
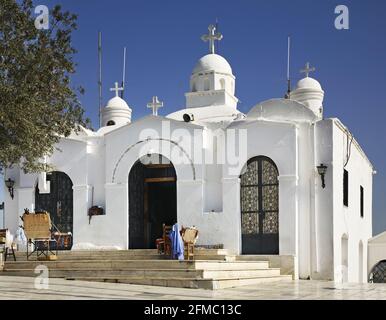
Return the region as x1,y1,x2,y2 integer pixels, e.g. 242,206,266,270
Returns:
121,47,126,99
98,31,102,128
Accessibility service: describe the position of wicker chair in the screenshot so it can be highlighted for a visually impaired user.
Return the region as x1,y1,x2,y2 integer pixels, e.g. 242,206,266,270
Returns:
22,212,58,260
180,226,199,261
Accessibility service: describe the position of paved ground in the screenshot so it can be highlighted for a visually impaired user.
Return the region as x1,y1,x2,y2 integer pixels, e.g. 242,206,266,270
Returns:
0,276,385,299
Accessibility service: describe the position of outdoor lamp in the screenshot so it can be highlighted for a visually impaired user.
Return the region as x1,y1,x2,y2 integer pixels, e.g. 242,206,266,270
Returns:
317,164,328,189
5,178,15,199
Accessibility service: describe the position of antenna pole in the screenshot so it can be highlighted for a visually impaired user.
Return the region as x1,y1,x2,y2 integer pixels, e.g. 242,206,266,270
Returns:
98,31,102,128
121,47,127,99
286,36,291,99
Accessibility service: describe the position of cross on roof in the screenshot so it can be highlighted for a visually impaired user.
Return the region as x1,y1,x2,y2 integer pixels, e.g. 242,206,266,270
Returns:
147,96,163,116
110,82,123,97
201,24,223,54
300,62,316,77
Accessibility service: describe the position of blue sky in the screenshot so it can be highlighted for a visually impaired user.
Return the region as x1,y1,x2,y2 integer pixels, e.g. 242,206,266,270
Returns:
2,0,386,234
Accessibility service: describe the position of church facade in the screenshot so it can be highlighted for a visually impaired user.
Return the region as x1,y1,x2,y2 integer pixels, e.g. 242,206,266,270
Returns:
4,25,374,282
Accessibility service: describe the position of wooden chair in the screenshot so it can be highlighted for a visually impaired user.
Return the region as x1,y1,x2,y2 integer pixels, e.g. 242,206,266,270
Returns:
156,224,173,257
22,212,58,260
180,226,199,261
0,229,16,261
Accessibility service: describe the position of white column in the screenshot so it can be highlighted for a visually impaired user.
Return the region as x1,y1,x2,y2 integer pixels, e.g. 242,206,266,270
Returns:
72,184,92,246
222,177,241,255
105,183,128,249
278,175,299,278
15,187,35,233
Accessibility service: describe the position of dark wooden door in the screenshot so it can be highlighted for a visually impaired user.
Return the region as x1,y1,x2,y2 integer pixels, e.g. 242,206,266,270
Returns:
145,180,176,248
129,160,177,249
240,157,279,254
35,171,73,234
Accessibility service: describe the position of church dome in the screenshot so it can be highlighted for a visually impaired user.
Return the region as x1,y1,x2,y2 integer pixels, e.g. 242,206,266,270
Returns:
295,77,322,90
193,54,233,75
101,88,132,127
106,96,130,109
291,76,324,119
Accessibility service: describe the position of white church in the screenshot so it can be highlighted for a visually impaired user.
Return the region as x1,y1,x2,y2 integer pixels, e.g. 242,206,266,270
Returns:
3,25,376,283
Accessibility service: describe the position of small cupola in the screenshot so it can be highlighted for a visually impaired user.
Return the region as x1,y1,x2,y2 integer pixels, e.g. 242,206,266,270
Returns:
291,62,324,119
101,82,132,127
185,24,238,109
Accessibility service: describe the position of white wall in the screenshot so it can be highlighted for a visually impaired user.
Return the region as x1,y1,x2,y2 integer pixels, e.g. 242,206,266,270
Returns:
222,120,299,257
331,120,373,283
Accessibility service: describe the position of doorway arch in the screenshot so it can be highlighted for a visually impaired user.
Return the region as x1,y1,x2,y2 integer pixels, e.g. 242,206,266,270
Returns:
369,260,386,283
240,156,279,254
128,154,177,249
35,171,73,234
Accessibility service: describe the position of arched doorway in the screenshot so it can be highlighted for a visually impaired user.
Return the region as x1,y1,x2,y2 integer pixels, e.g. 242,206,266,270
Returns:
128,154,177,249
341,234,349,283
35,171,73,234
240,156,279,254
369,261,386,283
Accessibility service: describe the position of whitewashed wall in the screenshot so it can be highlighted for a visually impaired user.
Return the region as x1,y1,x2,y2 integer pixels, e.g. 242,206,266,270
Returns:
330,119,373,283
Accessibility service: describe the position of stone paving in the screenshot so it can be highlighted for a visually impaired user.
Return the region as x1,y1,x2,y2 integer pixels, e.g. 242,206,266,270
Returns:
0,276,385,300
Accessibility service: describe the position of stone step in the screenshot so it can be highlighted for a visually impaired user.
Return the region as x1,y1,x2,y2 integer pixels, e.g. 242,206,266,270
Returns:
1,267,281,280
3,260,270,271
14,248,228,257
13,254,231,262
72,275,292,290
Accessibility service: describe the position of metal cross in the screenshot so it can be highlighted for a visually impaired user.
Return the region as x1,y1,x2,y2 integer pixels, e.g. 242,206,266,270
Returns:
147,96,163,116
300,62,316,77
201,24,223,54
110,82,123,97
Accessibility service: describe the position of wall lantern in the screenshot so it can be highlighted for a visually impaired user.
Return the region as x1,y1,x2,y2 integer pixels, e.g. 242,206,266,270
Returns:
317,164,328,189
5,178,15,199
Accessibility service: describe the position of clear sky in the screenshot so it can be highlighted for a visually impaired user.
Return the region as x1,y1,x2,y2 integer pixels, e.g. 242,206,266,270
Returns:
2,0,385,234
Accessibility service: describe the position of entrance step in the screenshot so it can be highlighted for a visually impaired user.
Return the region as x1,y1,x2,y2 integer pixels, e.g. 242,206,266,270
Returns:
13,249,231,261
2,249,292,289
2,267,281,280
3,260,270,271
73,275,292,290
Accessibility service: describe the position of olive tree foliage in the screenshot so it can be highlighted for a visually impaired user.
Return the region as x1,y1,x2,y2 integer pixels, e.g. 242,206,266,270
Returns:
0,0,91,175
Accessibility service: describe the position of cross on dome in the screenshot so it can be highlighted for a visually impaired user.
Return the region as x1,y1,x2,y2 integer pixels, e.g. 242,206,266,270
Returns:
201,24,223,54
300,62,316,78
147,96,163,116
110,82,123,97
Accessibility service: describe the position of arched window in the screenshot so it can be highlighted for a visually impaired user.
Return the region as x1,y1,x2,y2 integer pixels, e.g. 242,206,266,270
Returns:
240,156,279,254
107,120,115,126
35,171,73,236
204,78,210,91
341,234,349,282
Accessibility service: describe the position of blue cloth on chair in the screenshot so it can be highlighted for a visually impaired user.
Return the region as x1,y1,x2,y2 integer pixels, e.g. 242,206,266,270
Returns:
169,223,184,260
